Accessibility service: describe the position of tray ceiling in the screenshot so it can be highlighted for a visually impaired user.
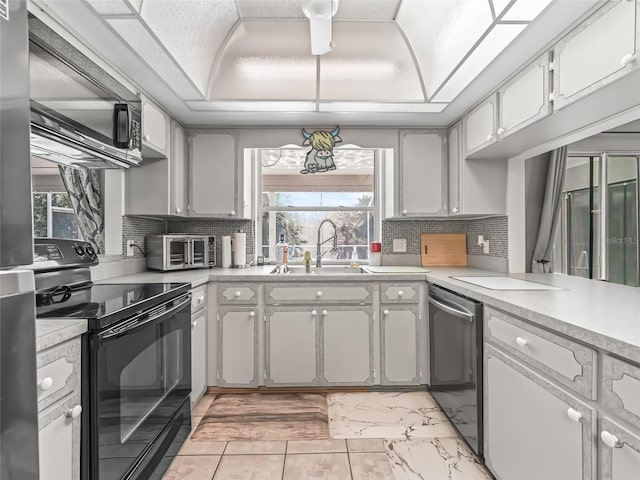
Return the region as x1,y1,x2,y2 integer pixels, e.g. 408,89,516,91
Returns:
33,0,601,125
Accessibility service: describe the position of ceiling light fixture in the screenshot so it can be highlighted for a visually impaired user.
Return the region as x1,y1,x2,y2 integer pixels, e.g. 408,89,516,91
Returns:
303,0,339,55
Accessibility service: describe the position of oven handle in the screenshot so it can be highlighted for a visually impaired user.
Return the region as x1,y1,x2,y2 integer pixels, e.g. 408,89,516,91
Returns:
99,294,192,340
428,296,474,322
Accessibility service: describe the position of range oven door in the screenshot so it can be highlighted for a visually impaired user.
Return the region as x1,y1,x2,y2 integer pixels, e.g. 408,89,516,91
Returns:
428,285,483,457
87,293,191,480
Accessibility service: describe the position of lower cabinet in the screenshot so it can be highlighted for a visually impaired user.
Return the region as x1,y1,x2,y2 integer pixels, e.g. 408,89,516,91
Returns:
600,417,640,480
266,307,318,386
322,307,373,385
484,344,594,480
38,394,82,480
191,307,207,404
380,305,420,385
217,307,259,387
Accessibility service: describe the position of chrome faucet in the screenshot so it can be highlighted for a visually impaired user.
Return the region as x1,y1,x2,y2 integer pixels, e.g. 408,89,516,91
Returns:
316,219,338,267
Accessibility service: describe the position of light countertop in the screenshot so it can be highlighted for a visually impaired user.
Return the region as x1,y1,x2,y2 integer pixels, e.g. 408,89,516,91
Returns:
36,319,87,352
99,265,640,363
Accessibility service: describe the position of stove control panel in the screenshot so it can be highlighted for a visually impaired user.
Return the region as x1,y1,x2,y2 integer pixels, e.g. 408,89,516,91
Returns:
33,238,99,271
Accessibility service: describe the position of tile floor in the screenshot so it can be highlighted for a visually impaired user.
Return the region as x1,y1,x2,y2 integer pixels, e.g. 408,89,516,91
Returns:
163,392,492,480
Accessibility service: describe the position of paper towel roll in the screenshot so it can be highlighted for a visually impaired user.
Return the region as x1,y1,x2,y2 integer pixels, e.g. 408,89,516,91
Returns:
233,231,247,266
221,236,232,268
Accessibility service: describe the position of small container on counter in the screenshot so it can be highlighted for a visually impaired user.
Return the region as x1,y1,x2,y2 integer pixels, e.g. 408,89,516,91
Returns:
369,242,382,266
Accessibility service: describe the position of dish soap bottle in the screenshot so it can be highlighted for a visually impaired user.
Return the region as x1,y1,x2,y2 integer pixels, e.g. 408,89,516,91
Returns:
275,233,288,265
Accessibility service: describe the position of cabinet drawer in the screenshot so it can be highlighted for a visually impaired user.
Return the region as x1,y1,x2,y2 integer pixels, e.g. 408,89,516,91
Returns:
191,284,207,312
218,284,258,304
38,394,81,480
603,355,640,431
36,338,81,411
484,306,596,399
265,283,373,305
381,282,421,303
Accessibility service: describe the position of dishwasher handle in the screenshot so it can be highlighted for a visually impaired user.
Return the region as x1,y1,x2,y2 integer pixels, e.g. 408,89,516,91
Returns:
428,296,474,322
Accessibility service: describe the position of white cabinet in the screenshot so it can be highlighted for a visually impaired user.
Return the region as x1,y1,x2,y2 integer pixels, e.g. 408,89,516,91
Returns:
217,307,259,387
125,119,187,216
498,55,551,139
266,307,318,386
463,94,498,156
191,308,207,404
189,131,249,218
380,305,420,385
38,395,82,480
553,0,639,110
484,344,594,480
600,416,640,480
447,121,507,216
322,307,373,385
396,131,447,217
141,96,169,157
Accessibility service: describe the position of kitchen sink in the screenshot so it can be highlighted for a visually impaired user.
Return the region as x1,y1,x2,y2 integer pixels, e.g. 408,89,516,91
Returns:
270,265,368,275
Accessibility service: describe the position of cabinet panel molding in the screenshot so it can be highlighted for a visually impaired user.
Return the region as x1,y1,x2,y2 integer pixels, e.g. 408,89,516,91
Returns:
600,416,640,480
602,355,640,431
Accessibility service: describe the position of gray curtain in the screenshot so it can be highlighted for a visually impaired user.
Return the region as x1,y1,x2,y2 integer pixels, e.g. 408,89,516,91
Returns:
59,166,105,254
531,146,568,273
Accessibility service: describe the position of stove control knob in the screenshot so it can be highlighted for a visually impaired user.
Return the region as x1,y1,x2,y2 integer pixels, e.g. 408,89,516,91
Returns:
85,245,95,257
73,245,85,256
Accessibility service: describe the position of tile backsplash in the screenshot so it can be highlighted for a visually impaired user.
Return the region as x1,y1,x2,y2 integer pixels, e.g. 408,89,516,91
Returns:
466,216,508,258
122,216,166,258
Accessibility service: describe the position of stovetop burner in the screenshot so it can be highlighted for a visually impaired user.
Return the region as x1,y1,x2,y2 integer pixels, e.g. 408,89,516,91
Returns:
36,282,190,330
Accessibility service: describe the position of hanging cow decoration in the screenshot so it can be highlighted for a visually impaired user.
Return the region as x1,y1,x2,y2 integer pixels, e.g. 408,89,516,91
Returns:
300,126,342,174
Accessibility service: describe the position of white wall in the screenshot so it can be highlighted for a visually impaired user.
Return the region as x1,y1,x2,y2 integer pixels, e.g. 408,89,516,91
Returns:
103,170,124,255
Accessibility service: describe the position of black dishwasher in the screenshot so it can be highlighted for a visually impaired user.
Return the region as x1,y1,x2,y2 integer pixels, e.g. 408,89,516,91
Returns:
428,283,483,457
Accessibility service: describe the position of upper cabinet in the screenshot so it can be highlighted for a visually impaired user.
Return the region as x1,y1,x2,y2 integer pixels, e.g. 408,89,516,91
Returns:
141,96,169,158
394,131,447,218
498,55,551,139
553,0,639,110
189,131,251,219
125,119,187,216
463,94,498,157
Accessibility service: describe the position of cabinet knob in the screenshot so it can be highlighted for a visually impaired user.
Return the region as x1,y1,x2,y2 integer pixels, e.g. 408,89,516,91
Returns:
401,209,408,216
601,431,621,448
383,309,390,315
486,133,494,141
452,207,459,213
65,405,82,419
322,310,328,316
397,290,404,297
311,310,318,316
197,296,203,304
497,127,505,135
621,53,636,67
566,408,582,423
39,377,54,391
229,210,236,216
234,291,241,297
175,207,181,214
143,134,150,142
316,291,322,297
191,320,197,328
515,336,528,348
249,311,255,317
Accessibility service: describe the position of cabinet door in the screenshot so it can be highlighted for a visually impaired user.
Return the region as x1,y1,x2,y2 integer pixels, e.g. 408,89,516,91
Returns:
498,55,550,139
447,122,461,215
463,94,497,156
322,307,373,385
217,307,258,387
553,0,638,110
600,417,640,480
38,395,81,480
266,308,318,386
380,306,420,385
190,132,237,217
171,121,187,216
484,345,594,480
398,131,446,217
141,98,169,157
191,309,207,403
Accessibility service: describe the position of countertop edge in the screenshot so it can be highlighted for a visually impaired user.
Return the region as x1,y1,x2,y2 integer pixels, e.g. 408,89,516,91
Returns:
36,319,87,352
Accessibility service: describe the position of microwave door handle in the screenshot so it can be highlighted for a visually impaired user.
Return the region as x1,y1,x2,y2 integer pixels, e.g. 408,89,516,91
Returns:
99,294,192,341
189,238,194,266
428,297,474,322
185,239,191,266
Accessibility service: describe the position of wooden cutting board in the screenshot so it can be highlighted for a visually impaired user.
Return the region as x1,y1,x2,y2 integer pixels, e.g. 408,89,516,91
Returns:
420,233,467,267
